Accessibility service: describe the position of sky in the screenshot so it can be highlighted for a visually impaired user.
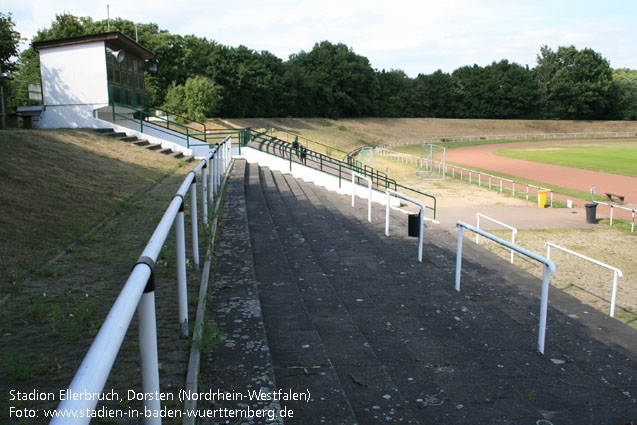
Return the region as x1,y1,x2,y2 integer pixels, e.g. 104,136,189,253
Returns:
3,0,637,77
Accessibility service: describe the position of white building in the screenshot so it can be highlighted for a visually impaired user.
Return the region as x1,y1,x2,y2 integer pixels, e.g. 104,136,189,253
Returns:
33,32,210,157
34,32,154,129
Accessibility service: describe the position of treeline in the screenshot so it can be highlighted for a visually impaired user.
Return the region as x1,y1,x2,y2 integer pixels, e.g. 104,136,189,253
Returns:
13,13,637,120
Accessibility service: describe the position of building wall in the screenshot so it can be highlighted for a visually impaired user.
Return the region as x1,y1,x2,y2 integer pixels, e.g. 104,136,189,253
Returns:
39,41,109,128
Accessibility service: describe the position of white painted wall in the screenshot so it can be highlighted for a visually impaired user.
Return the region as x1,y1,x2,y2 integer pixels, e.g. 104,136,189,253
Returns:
39,41,109,128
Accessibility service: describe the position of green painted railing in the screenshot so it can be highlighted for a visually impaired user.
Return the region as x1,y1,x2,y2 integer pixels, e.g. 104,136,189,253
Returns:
245,130,437,219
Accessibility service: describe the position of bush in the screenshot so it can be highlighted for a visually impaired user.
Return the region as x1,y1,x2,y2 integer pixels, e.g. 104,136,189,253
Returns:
163,75,220,121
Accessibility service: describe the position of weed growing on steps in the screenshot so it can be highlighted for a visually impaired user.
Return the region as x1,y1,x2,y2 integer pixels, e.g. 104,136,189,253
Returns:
195,321,223,359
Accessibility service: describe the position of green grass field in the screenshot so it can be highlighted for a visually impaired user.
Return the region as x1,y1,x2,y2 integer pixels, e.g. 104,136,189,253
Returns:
494,141,637,176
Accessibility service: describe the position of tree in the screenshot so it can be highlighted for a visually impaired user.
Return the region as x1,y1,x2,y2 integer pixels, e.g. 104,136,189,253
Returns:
285,41,377,118
163,75,221,121
0,12,20,77
612,68,637,120
413,70,460,117
535,45,614,119
375,69,413,117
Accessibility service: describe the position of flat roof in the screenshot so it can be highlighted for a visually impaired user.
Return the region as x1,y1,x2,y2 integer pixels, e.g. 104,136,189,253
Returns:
33,32,154,60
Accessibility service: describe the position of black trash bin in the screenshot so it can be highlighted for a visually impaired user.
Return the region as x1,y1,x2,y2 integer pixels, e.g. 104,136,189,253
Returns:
585,202,598,224
408,213,421,237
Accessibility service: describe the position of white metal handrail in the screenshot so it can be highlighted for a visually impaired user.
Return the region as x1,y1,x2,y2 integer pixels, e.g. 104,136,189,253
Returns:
351,170,372,222
51,137,232,425
385,189,427,262
545,242,624,317
594,201,635,232
455,221,556,354
476,213,518,264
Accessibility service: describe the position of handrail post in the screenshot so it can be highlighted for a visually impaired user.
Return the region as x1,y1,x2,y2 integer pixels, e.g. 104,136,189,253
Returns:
455,225,463,292
137,287,162,425
190,178,200,271
176,202,189,336
385,191,390,236
610,271,619,317
538,264,551,354
367,179,372,223
201,163,208,225
216,144,221,190
209,153,215,203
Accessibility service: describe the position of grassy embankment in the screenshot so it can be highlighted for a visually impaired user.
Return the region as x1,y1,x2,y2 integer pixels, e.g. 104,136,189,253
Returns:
0,129,201,422
0,129,187,291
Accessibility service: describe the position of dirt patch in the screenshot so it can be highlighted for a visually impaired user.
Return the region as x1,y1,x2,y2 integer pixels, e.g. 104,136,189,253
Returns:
224,117,637,146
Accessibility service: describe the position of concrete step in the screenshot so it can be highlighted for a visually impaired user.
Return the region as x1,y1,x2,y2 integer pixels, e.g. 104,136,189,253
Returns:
94,128,115,134
205,160,637,424
260,166,421,424
117,136,139,142
244,162,359,424
197,159,284,421
292,174,637,422
146,144,162,151
104,131,127,138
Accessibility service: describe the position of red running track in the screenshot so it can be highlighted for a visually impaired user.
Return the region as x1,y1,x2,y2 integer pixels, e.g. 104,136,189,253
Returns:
446,139,637,212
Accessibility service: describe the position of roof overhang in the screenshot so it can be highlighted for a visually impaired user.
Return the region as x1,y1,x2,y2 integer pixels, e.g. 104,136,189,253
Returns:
33,32,155,60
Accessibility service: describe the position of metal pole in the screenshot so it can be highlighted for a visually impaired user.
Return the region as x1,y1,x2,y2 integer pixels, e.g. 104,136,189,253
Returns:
538,264,551,354
210,153,216,202
351,173,355,207
385,192,390,236
201,165,208,225
455,226,463,292
510,232,515,264
610,205,614,226
176,206,189,336
418,210,423,263
476,215,480,245
610,271,619,317
190,180,199,271
367,180,372,223
137,290,162,425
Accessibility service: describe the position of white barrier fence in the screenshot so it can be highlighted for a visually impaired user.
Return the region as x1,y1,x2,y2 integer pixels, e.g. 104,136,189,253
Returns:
595,201,636,232
455,221,556,354
545,242,624,317
376,148,554,207
50,137,232,425
379,130,637,149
